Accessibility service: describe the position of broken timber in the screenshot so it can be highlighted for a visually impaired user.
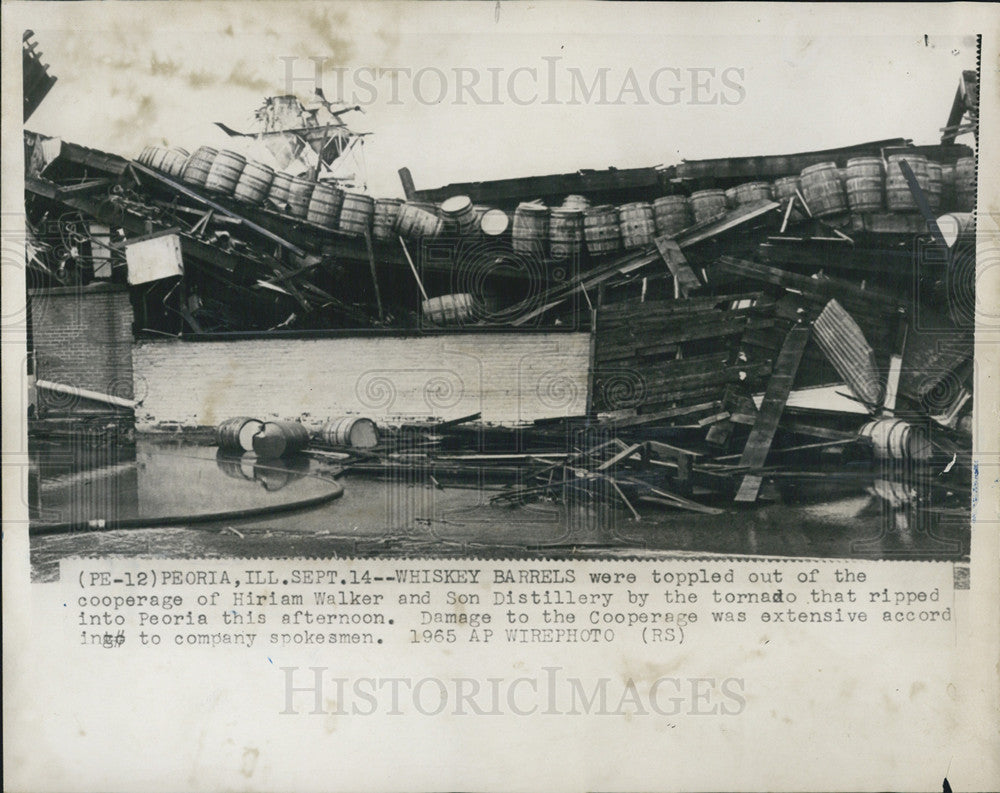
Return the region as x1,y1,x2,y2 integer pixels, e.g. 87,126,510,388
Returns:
734,325,811,502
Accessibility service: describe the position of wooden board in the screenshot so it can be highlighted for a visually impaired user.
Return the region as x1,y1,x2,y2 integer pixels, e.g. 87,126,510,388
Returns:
734,325,812,502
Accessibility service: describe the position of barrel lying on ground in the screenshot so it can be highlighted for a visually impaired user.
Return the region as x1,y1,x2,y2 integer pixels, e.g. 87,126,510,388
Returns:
216,416,264,453
252,421,311,459
321,416,380,449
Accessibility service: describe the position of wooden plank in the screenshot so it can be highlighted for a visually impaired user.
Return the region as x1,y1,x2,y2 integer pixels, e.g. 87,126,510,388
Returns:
674,200,780,247
734,325,811,502
653,236,702,296
596,443,644,471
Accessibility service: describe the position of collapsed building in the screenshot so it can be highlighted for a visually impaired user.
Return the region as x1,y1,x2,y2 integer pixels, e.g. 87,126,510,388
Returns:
22,59,979,531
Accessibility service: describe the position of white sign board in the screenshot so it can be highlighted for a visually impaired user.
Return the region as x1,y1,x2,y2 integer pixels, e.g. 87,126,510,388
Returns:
125,233,183,285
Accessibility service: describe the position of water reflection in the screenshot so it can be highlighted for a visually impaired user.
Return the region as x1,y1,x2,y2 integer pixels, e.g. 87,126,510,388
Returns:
29,439,969,562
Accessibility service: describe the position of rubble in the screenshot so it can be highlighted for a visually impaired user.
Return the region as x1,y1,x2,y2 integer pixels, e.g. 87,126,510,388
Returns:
24,69,978,526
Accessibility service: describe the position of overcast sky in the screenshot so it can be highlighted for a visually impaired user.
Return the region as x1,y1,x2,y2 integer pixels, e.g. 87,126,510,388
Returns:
22,2,978,197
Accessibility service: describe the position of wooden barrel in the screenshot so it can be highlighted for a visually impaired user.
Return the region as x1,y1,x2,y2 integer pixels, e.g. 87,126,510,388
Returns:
886,153,929,183
204,150,246,195
618,202,656,250
289,178,320,222
954,156,976,211
395,202,444,239
321,416,380,448
772,176,801,201
562,194,591,212
859,419,931,462
734,181,773,206
338,191,375,237
653,196,692,237
885,176,919,213
147,146,169,172
252,421,311,459
846,157,883,179
439,195,478,236
422,293,475,325
373,198,403,241
216,416,264,453
137,146,154,165
845,176,884,213
800,162,848,217
267,172,294,209
512,202,549,256
924,161,943,212
181,146,218,188
548,208,584,258
690,189,727,224
480,208,510,238
583,205,621,256
233,160,274,205
844,157,885,213
723,187,739,209
161,148,190,179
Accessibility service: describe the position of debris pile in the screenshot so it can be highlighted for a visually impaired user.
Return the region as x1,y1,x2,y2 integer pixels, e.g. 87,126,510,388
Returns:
25,71,978,524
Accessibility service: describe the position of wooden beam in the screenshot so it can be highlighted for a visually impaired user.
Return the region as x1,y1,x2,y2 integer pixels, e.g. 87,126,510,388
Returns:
734,325,811,502
653,236,701,296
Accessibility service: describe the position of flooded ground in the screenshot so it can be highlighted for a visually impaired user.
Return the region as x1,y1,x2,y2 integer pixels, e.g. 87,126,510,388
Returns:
28,438,970,581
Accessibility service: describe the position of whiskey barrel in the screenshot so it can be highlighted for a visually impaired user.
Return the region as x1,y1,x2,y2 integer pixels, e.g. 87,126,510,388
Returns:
267,172,294,210
396,202,444,239
723,187,739,209
321,416,379,449
860,418,932,462
181,146,218,188
772,176,801,201
373,198,404,241
954,156,976,211
338,191,374,237
422,293,475,325
305,182,343,228
653,196,692,237
287,177,318,221
886,153,929,183
800,162,848,217
548,208,584,259
925,161,943,212
160,148,190,179
204,150,246,196
583,205,621,256
439,195,478,236
618,202,656,250
734,181,773,206
137,146,154,165
233,160,274,205
252,421,311,459
690,189,727,224
216,416,264,453
844,157,885,213
512,202,549,256
480,208,510,238
147,146,169,172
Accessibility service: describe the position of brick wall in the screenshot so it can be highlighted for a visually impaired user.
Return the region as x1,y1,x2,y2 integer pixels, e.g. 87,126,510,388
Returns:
132,332,591,430
29,284,135,412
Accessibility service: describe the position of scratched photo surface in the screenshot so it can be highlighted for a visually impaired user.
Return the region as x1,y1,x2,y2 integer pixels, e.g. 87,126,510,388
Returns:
15,6,982,580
